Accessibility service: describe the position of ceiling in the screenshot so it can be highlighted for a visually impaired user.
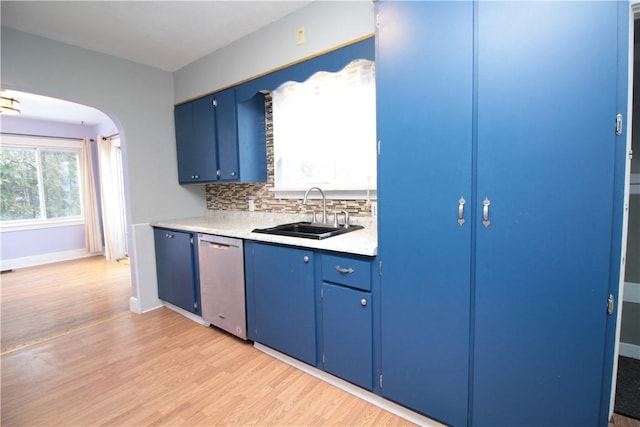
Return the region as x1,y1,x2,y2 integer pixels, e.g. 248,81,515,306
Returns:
0,0,313,125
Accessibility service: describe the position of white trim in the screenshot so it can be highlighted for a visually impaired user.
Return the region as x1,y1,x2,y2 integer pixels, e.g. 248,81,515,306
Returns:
272,188,377,201
619,342,640,359
162,302,209,326
254,342,446,427
128,296,142,314
0,134,82,149
0,248,99,271
623,282,640,303
0,218,84,232
611,4,639,420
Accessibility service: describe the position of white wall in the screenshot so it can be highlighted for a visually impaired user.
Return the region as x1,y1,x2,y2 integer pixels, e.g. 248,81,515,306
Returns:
1,27,206,312
174,1,375,103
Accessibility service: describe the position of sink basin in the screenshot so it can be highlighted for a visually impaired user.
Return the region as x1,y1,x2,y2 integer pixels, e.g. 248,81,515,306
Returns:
252,221,363,240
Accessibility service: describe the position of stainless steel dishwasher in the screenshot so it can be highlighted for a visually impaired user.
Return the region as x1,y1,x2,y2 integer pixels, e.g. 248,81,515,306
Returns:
197,234,247,340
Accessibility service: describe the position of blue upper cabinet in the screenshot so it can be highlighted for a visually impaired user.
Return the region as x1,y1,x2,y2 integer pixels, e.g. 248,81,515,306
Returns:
377,1,627,426
175,94,218,183
376,2,473,426
214,88,239,181
174,87,266,184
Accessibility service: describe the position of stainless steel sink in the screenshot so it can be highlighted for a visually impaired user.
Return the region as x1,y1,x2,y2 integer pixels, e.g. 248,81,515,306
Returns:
252,221,363,240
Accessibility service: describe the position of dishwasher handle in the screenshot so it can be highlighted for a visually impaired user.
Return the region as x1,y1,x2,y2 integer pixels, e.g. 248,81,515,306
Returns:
197,234,243,251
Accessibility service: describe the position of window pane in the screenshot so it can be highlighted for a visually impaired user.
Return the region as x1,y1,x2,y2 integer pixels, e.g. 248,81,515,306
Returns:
0,148,41,221
41,150,81,219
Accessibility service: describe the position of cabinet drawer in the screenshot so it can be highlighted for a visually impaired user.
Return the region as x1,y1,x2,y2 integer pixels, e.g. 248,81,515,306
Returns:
321,254,371,291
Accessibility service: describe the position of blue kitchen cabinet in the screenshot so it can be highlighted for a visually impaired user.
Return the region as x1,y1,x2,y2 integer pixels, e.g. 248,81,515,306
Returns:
321,282,372,390
175,93,219,183
376,1,628,426
246,242,316,365
320,253,374,390
153,227,200,315
174,87,265,184
471,3,626,426
376,2,473,426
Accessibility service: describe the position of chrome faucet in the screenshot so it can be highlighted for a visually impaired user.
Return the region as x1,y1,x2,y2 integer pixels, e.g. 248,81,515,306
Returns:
303,186,327,224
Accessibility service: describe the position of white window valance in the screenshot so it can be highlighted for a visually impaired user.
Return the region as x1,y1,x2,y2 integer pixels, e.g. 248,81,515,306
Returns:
272,59,377,196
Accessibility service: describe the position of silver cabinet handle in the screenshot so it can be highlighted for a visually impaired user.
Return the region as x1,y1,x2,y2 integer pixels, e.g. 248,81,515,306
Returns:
165,233,173,239
482,197,491,228
360,299,367,307
231,171,236,177
458,197,465,226
335,265,354,274
303,256,310,263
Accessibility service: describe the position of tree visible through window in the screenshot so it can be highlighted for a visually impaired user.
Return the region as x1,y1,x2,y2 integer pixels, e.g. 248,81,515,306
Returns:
1,141,82,223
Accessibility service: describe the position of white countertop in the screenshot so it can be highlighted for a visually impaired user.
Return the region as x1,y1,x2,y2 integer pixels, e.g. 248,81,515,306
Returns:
151,210,378,257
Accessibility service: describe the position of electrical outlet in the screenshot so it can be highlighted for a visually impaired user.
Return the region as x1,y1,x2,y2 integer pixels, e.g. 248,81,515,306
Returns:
297,26,305,45
248,199,255,212
371,202,377,218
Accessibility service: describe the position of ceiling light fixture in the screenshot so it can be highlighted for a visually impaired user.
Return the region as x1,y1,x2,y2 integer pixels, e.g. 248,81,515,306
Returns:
0,93,21,115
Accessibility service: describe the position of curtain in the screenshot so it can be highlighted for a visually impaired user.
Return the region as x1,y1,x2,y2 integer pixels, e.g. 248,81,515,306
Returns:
98,136,127,261
81,138,103,254
272,59,376,190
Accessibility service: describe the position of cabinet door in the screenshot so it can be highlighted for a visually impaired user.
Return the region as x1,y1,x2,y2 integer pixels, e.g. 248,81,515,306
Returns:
473,3,625,426
174,102,196,184
154,228,199,314
251,243,316,365
376,2,473,426
321,283,372,390
190,94,219,182
215,88,240,181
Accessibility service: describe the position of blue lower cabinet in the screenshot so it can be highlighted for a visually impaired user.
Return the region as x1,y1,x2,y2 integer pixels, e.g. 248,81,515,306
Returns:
153,227,200,314
248,242,316,365
321,283,372,390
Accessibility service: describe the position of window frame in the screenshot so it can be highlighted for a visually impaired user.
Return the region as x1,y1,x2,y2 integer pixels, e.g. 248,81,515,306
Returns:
0,135,85,231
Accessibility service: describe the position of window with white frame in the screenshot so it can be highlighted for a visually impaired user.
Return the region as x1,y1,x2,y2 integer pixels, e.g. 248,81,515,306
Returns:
0,136,83,226
272,59,376,198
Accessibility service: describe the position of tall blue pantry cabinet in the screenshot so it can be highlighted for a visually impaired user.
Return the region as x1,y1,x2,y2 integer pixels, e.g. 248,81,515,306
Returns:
376,2,629,427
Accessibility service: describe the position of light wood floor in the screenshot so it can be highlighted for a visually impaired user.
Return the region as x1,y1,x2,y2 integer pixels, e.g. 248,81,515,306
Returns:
1,257,638,427
1,256,132,353
0,257,414,426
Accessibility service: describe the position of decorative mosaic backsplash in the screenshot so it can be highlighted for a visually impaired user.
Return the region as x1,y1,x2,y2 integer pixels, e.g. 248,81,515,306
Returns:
205,94,374,218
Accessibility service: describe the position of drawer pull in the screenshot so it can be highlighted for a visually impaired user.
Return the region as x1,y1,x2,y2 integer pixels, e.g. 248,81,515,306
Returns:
335,265,354,274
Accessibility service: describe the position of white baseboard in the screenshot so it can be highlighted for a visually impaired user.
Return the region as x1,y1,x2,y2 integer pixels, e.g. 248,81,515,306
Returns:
0,249,101,271
254,342,446,427
619,342,640,359
163,302,209,326
623,282,640,304
129,297,142,314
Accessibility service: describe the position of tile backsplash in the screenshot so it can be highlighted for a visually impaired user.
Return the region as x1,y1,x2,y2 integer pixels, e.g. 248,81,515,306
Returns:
205,93,375,218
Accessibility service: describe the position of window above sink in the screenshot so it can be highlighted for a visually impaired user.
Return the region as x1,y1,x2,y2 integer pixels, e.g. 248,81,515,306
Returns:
272,59,377,200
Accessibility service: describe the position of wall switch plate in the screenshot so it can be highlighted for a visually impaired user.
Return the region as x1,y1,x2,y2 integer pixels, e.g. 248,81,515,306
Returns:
248,199,255,212
297,26,305,45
